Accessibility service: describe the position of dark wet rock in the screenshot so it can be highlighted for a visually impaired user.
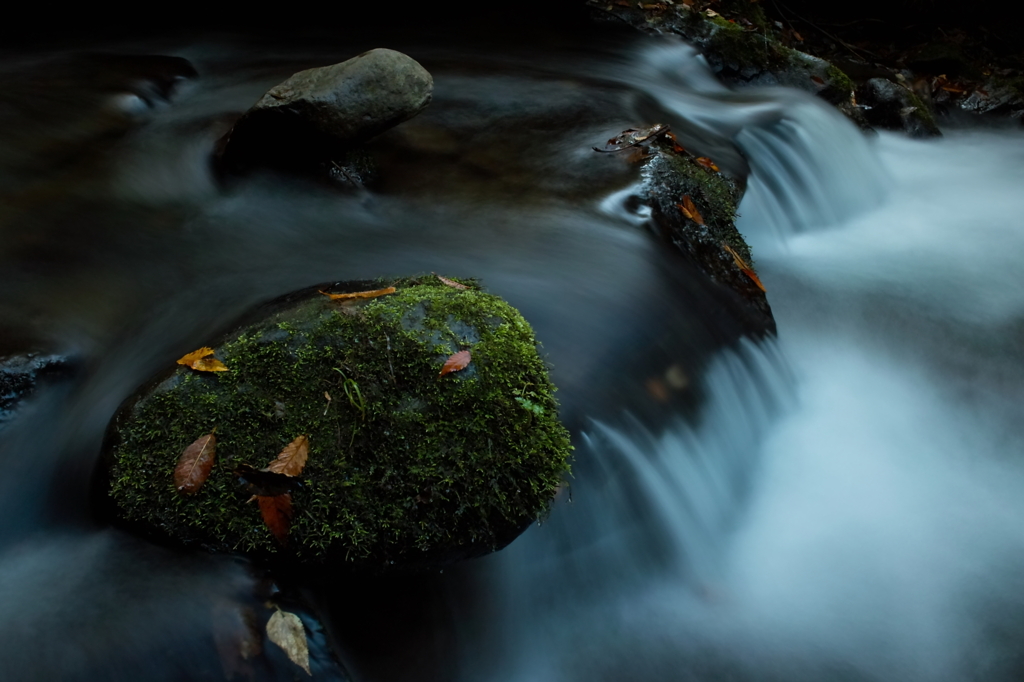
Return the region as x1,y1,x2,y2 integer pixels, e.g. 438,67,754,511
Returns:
639,141,775,334
0,353,74,427
856,78,941,138
100,276,571,572
588,1,855,111
217,48,433,174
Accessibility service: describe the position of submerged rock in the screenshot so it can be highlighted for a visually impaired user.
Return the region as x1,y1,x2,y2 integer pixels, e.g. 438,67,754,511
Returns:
100,276,571,571
0,352,74,428
217,48,433,174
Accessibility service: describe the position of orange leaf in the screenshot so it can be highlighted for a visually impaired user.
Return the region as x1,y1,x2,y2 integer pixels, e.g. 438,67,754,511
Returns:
319,287,396,301
439,350,472,377
694,157,720,172
174,432,217,494
177,347,229,373
257,493,293,545
741,268,767,292
436,275,469,290
265,435,309,477
722,243,767,292
679,195,705,225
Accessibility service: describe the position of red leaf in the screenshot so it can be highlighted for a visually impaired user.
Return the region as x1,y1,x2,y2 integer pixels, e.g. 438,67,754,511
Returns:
811,75,825,85
257,494,293,545
174,432,216,494
439,350,472,377
264,435,309,477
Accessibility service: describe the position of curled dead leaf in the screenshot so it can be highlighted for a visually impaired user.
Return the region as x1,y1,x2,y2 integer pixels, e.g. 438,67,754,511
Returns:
265,435,309,477
266,609,311,675
177,347,229,373
694,157,720,172
257,493,293,546
722,243,767,292
174,432,216,495
436,275,469,290
439,350,472,377
319,287,396,301
677,195,705,225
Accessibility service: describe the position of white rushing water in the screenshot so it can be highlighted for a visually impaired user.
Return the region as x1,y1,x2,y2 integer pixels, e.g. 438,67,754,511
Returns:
458,45,1024,682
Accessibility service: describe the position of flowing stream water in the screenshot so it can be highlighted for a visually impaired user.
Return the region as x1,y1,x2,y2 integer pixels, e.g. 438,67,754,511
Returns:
1,26,1023,682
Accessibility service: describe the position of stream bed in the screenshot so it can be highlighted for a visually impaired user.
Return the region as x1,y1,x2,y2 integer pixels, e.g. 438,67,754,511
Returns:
1,24,1023,682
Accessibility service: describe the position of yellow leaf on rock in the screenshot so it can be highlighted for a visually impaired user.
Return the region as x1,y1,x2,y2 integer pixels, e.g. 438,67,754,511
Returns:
177,347,229,372
266,610,311,675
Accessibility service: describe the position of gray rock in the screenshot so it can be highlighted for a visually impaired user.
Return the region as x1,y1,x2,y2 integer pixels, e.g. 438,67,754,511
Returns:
857,78,941,138
218,48,433,173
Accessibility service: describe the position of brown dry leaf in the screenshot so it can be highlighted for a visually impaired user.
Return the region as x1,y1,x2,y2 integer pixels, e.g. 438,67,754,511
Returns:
436,275,469,290
722,243,767,292
265,435,309,477
792,30,804,41
257,493,293,546
174,432,217,495
694,157,720,172
679,195,705,225
266,609,311,676
319,287,396,301
811,75,825,85
177,347,229,373
439,350,472,377
646,377,670,403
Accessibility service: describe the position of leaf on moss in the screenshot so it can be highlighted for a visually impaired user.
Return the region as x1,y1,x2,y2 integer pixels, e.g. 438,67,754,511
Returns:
722,243,767,292
266,609,310,675
676,195,705,225
257,493,293,546
265,435,309,477
318,287,396,301
439,350,472,377
176,347,229,372
174,432,216,494
436,275,469,290
694,157,720,172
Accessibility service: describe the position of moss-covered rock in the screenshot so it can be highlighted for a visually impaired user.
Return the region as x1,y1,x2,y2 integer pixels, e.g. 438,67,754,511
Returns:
640,140,775,333
101,276,571,571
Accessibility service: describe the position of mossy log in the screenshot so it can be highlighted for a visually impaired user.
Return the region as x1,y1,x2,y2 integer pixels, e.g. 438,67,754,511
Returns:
100,276,571,571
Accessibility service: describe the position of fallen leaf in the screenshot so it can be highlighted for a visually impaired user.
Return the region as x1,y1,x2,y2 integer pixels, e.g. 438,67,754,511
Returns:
174,432,216,494
677,195,705,225
722,243,767,292
646,377,669,402
436,275,469,290
235,465,303,497
319,287,396,301
266,609,310,675
792,30,803,41
177,347,229,373
265,435,309,477
439,350,472,377
257,493,293,546
694,156,719,172
811,75,825,85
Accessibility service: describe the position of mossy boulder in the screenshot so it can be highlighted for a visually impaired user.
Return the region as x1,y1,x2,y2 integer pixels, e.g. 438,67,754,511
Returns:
100,276,571,571
640,140,775,334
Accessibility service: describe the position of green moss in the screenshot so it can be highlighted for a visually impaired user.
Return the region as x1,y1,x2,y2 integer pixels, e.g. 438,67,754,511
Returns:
107,276,572,567
826,64,855,95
